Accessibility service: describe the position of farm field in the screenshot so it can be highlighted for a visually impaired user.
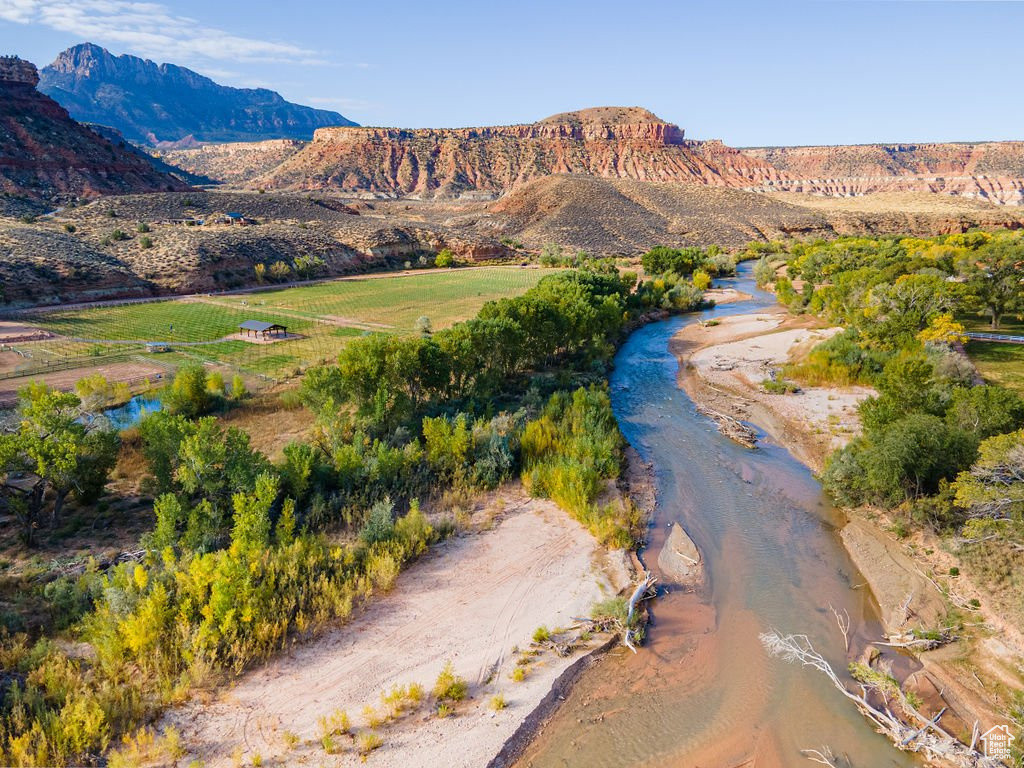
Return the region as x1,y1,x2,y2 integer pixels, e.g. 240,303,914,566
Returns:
212,267,552,331
3,267,555,385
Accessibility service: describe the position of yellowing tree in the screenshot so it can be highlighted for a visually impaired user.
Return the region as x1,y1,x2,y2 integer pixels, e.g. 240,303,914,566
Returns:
917,313,967,346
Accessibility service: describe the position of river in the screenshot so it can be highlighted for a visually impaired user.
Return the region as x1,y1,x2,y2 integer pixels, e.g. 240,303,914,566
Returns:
514,265,918,767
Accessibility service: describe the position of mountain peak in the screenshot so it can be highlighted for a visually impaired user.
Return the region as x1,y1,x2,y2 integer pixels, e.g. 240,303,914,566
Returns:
39,43,357,145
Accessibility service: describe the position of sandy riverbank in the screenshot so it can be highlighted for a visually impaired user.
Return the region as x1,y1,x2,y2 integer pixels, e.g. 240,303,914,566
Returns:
671,310,1024,741
670,310,871,472
161,486,633,768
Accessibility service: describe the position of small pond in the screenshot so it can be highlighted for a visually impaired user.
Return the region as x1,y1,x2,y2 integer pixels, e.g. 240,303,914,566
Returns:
102,394,163,430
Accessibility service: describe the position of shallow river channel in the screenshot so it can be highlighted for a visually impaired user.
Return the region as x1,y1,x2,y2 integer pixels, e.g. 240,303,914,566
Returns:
514,265,918,767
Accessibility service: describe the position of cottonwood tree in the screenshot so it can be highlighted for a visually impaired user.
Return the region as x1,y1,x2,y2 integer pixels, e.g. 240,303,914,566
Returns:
0,383,119,544
953,429,1024,541
959,239,1024,329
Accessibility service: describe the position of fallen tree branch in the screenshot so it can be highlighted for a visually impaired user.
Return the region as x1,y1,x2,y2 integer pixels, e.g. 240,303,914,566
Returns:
760,629,1003,767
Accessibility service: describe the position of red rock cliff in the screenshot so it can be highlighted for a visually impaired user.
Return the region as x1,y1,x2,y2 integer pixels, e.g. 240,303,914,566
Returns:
254,107,788,198
741,143,1024,205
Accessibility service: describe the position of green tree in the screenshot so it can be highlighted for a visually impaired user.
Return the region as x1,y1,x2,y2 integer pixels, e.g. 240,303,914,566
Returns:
953,429,1024,538
960,239,1024,329
945,385,1024,441
1,383,118,541
164,364,215,417
231,473,278,554
859,353,945,431
753,256,775,287
824,413,975,506
435,249,454,268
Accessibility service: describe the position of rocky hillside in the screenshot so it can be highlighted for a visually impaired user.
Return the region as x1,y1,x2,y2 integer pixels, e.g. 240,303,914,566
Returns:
39,43,356,145
486,175,830,250
742,143,1024,205
0,56,187,202
253,107,789,198
0,191,511,305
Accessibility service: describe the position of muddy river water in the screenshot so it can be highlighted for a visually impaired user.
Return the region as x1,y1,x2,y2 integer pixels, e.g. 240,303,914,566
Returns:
515,266,918,767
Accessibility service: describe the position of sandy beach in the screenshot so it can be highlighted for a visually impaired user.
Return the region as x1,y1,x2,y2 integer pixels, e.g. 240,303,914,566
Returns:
162,486,633,767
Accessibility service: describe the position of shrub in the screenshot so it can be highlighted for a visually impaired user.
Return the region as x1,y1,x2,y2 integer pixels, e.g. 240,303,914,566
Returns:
435,249,454,268
139,236,153,249
359,498,395,545
511,667,526,682
489,694,506,711
63,223,76,233
761,379,800,394
137,222,151,233
356,731,383,755
532,625,551,643
432,661,467,702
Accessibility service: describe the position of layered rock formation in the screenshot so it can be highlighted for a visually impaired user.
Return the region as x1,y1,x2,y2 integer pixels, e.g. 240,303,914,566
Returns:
39,43,356,145
742,143,1024,205
253,107,789,198
0,56,188,201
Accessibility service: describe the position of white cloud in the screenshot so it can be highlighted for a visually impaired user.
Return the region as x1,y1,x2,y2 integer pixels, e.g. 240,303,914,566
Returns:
0,0,326,65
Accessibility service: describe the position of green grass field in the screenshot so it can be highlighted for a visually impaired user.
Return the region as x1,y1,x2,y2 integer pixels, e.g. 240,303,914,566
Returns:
36,302,312,343
214,268,550,332
19,267,554,381
966,341,1024,395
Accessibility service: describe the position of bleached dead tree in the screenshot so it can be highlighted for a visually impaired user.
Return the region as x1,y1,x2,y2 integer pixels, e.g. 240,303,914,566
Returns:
800,747,848,767
760,630,1004,767
829,604,851,652
623,571,657,653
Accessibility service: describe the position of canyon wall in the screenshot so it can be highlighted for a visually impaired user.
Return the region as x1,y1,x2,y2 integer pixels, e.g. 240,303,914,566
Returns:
741,143,1024,205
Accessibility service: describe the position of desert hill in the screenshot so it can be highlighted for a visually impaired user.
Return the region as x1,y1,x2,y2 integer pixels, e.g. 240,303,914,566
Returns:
39,43,356,145
486,175,829,250
0,56,187,202
741,142,1024,205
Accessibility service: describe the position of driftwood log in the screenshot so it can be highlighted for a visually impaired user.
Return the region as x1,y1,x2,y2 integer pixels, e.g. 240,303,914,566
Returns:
695,403,757,448
623,572,657,653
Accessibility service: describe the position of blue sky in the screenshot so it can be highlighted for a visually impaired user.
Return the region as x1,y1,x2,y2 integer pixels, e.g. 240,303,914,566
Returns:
0,0,1019,146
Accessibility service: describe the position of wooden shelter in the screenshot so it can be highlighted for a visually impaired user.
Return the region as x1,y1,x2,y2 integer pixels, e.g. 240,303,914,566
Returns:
239,320,287,339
